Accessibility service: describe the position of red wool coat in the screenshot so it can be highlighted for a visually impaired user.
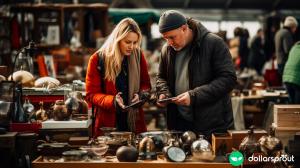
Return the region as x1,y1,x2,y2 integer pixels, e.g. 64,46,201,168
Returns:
85,52,151,137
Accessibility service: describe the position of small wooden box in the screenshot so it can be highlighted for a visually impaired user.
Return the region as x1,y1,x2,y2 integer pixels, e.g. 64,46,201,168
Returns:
274,105,300,128
212,133,232,155
228,130,267,149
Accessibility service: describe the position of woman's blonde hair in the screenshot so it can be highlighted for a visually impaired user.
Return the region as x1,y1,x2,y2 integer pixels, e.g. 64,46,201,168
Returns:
98,18,142,82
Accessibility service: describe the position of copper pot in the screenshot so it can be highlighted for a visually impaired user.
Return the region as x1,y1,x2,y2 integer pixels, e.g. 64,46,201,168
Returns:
53,100,69,121
36,102,47,121
75,92,88,114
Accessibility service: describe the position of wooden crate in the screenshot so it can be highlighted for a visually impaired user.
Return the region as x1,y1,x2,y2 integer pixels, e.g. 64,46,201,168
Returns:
212,133,232,155
274,105,300,128
274,126,300,147
228,130,267,149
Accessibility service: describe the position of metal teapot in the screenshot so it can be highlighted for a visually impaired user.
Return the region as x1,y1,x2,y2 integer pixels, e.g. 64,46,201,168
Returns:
180,131,197,154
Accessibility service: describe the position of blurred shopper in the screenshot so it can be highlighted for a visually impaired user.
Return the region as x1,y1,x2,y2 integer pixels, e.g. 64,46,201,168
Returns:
248,28,266,75
283,41,300,104
85,18,151,137
229,27,241,68
229,27,249,71
239,28,250,70
156,10,237,137
275,16,298,76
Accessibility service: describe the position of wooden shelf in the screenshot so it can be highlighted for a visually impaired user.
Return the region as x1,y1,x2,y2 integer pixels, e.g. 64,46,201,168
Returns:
10,3,109,48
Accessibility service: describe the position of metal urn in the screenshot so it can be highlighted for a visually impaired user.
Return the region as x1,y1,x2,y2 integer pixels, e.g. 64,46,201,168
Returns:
180,131,197,154
191,135,214,161
239,126,260,158
258,126,283,157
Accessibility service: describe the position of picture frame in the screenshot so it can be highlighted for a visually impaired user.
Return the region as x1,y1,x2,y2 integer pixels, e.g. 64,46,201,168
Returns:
37,54,56,78
44,55,57,78
46,25,60,45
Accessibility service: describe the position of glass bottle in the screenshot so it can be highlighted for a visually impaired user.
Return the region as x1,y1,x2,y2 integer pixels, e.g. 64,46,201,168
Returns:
23,97,35,120
65,92,79,118
15,49,34,74
13,86,27,123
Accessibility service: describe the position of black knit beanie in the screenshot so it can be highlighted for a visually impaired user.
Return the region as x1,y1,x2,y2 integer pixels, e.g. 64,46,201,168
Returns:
158,10,187,33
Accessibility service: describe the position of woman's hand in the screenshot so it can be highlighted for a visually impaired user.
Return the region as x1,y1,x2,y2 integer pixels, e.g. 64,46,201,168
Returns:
131,93,140,103
115,92,126,109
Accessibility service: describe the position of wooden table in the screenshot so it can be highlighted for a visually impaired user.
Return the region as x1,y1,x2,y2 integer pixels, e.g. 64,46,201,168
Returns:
32,156,233,168
239,94,288,101
232,93,289,130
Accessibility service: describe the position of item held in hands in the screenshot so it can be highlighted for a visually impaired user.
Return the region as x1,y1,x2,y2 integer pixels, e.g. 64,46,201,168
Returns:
157,97,176,103
124,100,144,110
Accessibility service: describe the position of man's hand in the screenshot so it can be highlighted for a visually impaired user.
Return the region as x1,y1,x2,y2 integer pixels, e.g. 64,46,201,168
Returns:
115,92,126,109
157,94,168,107
173,92,191,106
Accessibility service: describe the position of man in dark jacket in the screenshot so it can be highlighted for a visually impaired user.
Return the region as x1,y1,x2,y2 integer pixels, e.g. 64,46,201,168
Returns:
156,10,237,137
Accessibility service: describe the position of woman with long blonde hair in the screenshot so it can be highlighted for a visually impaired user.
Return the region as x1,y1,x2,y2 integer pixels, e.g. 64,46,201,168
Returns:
86,18,151,136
